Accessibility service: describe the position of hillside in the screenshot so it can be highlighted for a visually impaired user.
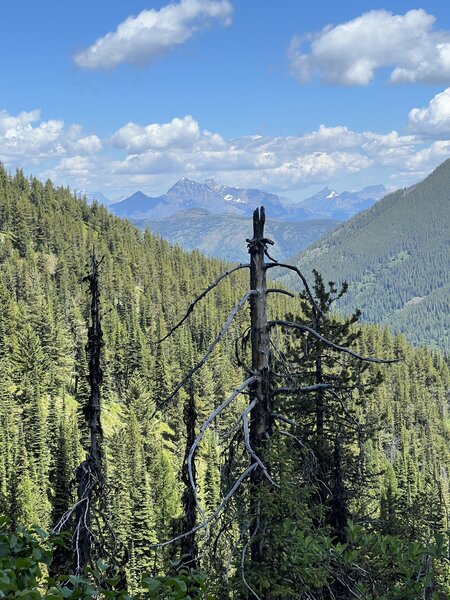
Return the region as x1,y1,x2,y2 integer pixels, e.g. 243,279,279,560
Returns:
1,165,450,594
287,159,450,351
134,208,338,262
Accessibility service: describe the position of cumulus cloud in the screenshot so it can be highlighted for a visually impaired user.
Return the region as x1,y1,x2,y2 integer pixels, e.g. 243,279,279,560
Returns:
0,109,101,163
0,109,65,158
74,0,233,70
288,9,450,85
111,115,200,152
408,88,450,137
107,119,421,191
3,100,450,199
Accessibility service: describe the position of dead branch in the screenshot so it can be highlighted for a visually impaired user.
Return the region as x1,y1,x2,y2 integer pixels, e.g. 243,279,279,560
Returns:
241,514,261,600
266,288,295,298
272,413,300,428
269,320,399,364
276,429,317,461
154,291,257,413
265,262,323,317
52,498,87,534
153,463,258,549
264,249,278,263
224,518,252,581
234,326,251,368
157,263,249,343
187,376,259,520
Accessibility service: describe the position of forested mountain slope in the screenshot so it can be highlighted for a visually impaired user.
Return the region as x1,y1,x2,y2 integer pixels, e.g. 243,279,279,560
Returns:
1,165,450,595
289,158,450,351
133,209,338,262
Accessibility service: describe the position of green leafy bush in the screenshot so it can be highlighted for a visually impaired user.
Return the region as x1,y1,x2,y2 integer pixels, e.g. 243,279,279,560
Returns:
0,518,210,600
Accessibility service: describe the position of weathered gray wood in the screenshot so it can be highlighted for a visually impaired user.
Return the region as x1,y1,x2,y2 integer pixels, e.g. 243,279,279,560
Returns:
247,207,273,576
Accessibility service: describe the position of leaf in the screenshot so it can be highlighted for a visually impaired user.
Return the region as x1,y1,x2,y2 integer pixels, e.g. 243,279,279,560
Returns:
96,558,109,572
143,577,162,594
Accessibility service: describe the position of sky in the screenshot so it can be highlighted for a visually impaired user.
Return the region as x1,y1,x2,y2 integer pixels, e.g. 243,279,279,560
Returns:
2,0,450,201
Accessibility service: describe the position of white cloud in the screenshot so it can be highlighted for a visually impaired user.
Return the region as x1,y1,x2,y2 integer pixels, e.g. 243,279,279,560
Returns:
74,0,233,70
408,88,450,136
0,109,65,158
111,116,200,151
107,120,422,191
71,134,103,154
3,98,450,200
56,155,93,176
288,9,450,85
405,140,450,170
0,109,102,160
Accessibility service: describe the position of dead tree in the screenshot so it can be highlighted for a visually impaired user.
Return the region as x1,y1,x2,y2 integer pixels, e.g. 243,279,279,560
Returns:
71,252,104,573
180,382,198,567
53,253,124,580
247,207,274,568
154,207,397,599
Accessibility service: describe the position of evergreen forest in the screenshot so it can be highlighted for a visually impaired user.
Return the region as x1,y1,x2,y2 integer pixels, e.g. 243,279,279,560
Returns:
1,164,450,599
290,159,450,352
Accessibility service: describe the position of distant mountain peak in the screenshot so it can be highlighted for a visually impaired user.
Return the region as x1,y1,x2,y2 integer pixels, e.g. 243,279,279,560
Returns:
168,177,196,191
296,184,387,220
129,190,148,198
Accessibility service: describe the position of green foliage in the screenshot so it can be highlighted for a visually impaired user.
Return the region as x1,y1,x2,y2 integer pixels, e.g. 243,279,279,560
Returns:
141,568,212,600
0,515,53,599
0,518,211,600
1,165,450,596
134,210,337,263
291,158,450,351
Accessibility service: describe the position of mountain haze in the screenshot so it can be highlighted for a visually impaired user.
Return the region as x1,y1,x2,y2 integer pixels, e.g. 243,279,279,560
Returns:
134,209,338,262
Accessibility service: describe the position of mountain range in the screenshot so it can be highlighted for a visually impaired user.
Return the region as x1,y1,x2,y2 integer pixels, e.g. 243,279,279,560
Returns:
296,184,386,220
109,178,386,222
285,159,450,351
106,178,386,261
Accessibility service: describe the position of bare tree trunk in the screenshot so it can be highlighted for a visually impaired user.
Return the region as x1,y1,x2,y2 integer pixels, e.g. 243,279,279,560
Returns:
74,252,104,574
181,383,198,567
85,253,103,467
248,208,273,583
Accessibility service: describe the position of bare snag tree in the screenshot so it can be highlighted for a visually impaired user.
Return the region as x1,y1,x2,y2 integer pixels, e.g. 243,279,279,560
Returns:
53,253,123,580
247,207,275,568
180,382,199,568
155,207,397,599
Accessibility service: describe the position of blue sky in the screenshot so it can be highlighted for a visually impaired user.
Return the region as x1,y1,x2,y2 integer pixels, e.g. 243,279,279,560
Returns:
2,0,450,200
